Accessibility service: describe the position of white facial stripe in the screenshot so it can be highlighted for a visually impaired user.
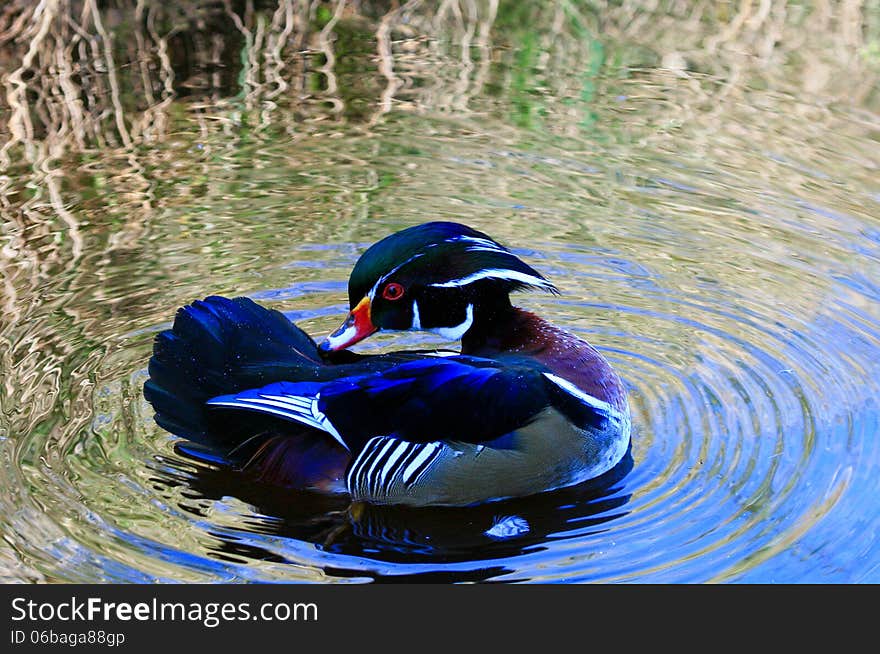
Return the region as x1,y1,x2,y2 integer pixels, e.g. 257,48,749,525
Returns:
411,300,422,330
445,235,505,250
429,268,554,290
370,252,425,298
429,303,474,340
465,246,507,253
324,324,359,349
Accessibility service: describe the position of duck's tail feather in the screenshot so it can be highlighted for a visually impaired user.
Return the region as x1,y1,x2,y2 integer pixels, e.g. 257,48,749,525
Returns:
143,296,324,452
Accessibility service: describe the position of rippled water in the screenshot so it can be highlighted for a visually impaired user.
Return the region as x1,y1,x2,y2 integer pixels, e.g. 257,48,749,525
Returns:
2,2,880,583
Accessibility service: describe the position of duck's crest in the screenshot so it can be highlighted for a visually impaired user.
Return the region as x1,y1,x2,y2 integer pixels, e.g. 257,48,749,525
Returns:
347,221,557,306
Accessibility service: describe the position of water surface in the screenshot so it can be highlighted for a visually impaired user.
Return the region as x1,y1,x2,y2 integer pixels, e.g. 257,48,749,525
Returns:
1,1,879,583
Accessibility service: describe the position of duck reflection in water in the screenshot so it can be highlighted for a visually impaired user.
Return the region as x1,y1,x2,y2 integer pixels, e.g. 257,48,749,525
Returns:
156,446,633,568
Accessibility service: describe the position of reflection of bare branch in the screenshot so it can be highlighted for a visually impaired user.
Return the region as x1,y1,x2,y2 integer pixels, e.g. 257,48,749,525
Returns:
65,7,106,147
264,0,295,101
470,0,498,102
451,0,477,112
316,0,348,116
0,0,874,168
0,0,874,291
133,0,156,110
223,0,262,116
136,3,176,143
251,13,268,115
745,0,772,32
45,171,83,259
55,27,86,150
0,0,54,167
705,0,752,54
0,175,23,321
0,1,37,47
86,0,132,148
375,1,425,120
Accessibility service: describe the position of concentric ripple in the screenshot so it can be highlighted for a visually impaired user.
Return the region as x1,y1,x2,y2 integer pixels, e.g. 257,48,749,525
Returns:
4,218,879,582
2,64,880,582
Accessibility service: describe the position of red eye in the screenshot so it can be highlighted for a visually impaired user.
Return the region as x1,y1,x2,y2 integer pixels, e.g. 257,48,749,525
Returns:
382,282,405,301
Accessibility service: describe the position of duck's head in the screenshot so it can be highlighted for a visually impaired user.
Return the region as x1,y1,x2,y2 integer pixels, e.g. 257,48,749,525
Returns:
319,221,558,352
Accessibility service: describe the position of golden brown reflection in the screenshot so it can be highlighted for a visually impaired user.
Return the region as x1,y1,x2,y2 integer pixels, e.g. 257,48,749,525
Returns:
0,0,876,299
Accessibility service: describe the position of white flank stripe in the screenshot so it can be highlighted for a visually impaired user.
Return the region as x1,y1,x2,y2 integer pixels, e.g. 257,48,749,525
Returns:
348,437,386,492
370,252,426,298
429,303,474,340
366,441,409,496
363,438,398,492
401,443,439,484
429,268,554,290
377,441,410,484
370,438,398,469
542,373,620,417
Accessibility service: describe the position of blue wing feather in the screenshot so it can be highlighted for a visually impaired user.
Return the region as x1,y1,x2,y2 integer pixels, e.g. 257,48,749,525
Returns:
205,355,616,454
207,357,549,451
322,358,552,448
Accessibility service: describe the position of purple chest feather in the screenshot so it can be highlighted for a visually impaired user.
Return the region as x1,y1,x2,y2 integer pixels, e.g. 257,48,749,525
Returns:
462,309,628,413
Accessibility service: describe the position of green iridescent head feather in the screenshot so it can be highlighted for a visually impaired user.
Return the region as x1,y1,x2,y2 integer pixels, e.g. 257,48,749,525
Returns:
347,221,558,308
